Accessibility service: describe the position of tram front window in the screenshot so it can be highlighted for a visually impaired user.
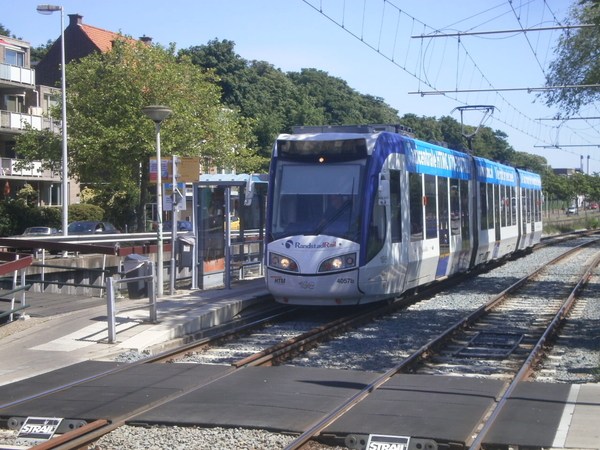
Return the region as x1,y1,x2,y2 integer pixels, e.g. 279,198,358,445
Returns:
270,163,364,242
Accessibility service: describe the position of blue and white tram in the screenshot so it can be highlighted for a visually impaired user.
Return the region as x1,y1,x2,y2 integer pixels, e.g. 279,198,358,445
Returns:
265,125,542,306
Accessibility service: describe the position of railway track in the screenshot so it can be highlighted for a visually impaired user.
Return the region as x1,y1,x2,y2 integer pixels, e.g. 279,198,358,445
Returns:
281,237,600,450
1,233,598,450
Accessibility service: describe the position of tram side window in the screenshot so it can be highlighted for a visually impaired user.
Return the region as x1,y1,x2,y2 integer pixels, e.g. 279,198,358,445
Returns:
487,183,495,230
500,185,507,228
438,177,449,254
460,179,471,248
535,190,541,222
525,189,532,223
480,183,488,230
425,174,437,240
450,179,460,236
511,186,517,226
390,170,402,243
521,189,528,230
409,173,423,241
495,184,502,229
367,187,386,262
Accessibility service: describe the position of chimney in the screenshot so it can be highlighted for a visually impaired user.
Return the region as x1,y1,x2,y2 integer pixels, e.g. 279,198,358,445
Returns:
140,35,153,44
68,14,83,27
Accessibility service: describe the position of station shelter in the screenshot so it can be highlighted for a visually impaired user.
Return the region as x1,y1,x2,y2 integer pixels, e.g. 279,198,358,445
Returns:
191,174,268,290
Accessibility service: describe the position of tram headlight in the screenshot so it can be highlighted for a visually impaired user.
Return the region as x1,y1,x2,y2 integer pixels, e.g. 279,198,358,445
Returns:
318,253,357,273
269,252,299,272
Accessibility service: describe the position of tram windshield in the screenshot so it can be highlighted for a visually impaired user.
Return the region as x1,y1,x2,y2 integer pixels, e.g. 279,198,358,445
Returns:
270,162,365,242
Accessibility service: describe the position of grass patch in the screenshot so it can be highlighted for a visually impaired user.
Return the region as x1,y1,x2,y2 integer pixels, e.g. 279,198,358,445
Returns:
585,217,599,230
543,222,577,235
543,215,600,235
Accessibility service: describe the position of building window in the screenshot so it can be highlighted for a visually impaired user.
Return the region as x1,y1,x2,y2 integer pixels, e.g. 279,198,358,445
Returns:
6,95,25,113
5,141,16,159
5,49,25,67
43,93,59,115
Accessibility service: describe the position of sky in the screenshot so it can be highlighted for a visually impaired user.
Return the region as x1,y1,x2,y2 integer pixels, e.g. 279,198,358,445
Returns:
5,0,600,174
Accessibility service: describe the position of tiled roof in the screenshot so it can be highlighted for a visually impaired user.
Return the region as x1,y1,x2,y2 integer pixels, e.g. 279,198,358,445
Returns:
80,24,121,52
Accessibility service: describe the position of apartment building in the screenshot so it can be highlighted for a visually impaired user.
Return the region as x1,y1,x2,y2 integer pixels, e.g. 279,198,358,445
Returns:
0,35,65,205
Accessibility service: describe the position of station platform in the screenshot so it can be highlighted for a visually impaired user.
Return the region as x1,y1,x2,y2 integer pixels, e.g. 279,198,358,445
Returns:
0,277,272,387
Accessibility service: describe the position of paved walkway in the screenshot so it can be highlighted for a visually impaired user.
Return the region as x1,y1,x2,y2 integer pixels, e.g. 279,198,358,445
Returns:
0,278,271,386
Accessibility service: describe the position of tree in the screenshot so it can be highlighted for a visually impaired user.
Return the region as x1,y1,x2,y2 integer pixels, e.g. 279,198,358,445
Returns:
183,40,402,158
0,24,12,37
31,39,54,63
541,0,600,115
0,23,22,39
16,37,259,231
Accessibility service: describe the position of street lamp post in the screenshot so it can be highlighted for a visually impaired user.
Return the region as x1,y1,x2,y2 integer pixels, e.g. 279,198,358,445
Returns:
37,4,68,236
142,106,172,297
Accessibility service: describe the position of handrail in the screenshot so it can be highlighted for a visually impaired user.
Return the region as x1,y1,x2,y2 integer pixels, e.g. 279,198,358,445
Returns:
0,257,31,322
0,256,33,276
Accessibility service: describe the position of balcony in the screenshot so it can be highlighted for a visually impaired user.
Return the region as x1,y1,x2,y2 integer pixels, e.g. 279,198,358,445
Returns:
0,110,60,133
0,158,49,178
0,63,35,86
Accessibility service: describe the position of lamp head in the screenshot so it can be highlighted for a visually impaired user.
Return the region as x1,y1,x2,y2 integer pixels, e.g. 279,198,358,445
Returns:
142,105,173,123
37,4,62,14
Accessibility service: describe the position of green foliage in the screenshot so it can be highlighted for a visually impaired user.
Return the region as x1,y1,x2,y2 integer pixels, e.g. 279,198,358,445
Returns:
68,203,105,222
17,184,39,208
0,23,12,37
30,39,54,63
0,201,62,237
0,23,22,40
40,207,62,229
17,36,257,231
586,217,599,229
541,1,600,114
181,41,401,159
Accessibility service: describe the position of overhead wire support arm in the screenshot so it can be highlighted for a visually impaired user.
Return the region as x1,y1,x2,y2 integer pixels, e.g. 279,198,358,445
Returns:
451,105,496,151
411,24,595,39
534,144,600,148
409,84,600,96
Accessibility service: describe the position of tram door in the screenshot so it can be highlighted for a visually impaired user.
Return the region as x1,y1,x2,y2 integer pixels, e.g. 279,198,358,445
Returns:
196,186,226,289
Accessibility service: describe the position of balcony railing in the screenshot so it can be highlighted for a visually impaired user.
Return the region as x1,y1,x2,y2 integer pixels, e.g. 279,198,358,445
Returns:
1,158,47,178
0,110,60,133
0,63,35,86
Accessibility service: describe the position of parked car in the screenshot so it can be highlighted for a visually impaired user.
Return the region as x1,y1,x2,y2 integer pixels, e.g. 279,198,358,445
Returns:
67,221,120,235
21,227,58,237
567,206,578,215
590,203,598,210
162,220,193,232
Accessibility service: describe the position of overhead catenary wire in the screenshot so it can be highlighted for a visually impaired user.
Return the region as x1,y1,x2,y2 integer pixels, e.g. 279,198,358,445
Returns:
300,0,600,166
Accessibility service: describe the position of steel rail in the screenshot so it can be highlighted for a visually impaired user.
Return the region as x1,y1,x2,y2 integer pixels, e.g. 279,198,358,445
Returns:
0,305,291,411
468,249,600,450
15,235,597,449
282,236,600,450
16,261,493,449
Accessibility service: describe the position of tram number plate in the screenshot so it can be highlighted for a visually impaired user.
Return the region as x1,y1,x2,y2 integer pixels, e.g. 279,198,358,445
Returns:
366,434,410,450
336,278,354,284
